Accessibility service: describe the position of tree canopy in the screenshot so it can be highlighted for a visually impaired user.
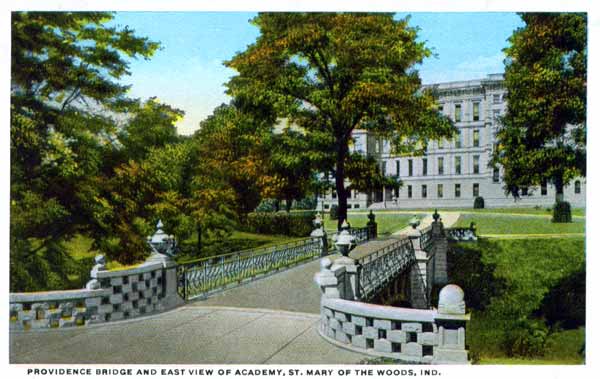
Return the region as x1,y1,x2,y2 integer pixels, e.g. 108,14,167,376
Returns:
226,13,454,227
492,13,587,203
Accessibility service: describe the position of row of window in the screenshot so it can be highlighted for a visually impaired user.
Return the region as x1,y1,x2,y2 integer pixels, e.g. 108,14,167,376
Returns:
441,94,503,122
435,129,481,150
398,156,490,177
406,183,480,199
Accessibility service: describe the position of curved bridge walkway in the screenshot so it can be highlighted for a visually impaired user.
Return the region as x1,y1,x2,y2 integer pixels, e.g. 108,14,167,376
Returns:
10,212,459,364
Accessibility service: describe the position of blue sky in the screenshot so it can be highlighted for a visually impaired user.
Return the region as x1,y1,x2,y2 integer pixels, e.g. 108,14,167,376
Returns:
112,12,523,135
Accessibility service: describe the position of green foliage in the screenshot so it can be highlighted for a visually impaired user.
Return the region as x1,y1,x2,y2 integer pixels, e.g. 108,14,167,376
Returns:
538,267,585,329
492,13,586,200
473,196,485,209
244,212,315,237
10,12,162,287
503,319,549,358
449,237,585,360
553,201,572,223
226,13,454,227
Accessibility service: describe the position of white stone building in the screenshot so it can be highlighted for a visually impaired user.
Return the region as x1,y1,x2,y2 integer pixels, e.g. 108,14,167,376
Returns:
317,74,586,211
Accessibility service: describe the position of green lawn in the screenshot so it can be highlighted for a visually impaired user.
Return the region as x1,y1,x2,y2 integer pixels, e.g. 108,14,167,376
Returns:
455,207,585,217
323,212,424,236
449,237,585,364
454,213,585,235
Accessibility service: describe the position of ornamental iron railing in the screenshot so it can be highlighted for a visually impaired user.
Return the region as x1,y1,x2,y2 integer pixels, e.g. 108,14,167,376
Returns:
177,237,323,300
356,238,416,301
419,225,434,251
332,225,376,246
445,227,478,242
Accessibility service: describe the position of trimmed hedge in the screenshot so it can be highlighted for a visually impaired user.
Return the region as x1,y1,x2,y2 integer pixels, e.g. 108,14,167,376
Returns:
552,201,572,223
245,211,315,237
329,204,339,221
474,196,485,209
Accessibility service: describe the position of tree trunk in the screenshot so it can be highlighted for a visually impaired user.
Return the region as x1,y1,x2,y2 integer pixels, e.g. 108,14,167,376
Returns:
275,199,280,212
336,143,348,230
196,224,202,254
555,175,564,203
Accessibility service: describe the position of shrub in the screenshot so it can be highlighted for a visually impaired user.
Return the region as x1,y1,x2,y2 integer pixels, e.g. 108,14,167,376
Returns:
255,199,278,212
552,201,572,223
245,211,315,237
474,196,485,209
329,204,339,221
503,318,549,358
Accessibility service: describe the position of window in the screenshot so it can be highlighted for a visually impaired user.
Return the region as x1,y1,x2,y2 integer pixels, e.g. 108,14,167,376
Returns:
394,187,399,198
438,139,444,149
493,94,501,104
455,131,462,148
408,159,413,176
421,185,428,198
354,204,360,209
473,102,480,121
438,157,444,175
422,158,428,176
541,179,547,196
381,162,386,176
455,184,461,198
438,104,444,112
324,204,330,209
437,184,444,198
521,186,528,196
455,104,462,122
493,167,500,183
473,155,480,174
473,129,480,147
575,180,581,194
455,156,462,175
407,185,412,199
473,183,479,197
396,161,400,177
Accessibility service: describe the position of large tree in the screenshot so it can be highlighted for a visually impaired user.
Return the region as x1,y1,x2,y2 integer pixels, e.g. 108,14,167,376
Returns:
492,13,586,210
226,13,453,227
10,12,160,289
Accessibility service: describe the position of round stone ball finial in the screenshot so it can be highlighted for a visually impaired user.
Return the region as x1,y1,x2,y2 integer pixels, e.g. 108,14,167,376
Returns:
438,284,466,315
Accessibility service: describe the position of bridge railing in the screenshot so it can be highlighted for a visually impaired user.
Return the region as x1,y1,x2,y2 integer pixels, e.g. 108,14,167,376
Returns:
445,226,477,242
177,236,323,301
419,225,434,251
356,238,416,301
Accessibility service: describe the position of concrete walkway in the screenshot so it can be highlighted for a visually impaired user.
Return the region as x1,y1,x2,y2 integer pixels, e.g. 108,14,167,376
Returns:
392,211,460,237
10,306,368,364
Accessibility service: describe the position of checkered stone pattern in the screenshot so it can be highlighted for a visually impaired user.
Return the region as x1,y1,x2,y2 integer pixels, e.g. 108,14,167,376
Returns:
98,268,164,322
320,306,439,364
10,265,167,330
10,299,93,331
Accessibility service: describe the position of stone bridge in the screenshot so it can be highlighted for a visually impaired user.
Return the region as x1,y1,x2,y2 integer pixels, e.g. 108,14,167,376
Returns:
9,212,477,364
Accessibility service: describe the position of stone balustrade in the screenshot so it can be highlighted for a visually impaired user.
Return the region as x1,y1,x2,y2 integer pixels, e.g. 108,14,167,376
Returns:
314,215,470,364
9,253,182,331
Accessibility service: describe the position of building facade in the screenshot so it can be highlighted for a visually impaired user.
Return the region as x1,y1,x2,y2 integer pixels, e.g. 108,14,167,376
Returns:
317,74,586,211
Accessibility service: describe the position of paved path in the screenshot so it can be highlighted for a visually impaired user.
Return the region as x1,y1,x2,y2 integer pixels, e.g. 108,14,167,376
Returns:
392,211,460,237
195,257,325,314
10,306,368,364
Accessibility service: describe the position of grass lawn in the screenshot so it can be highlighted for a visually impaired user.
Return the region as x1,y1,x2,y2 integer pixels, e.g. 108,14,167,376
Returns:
322,212,424,236
452,207,585,217
449,237,585,364
454,213,585,235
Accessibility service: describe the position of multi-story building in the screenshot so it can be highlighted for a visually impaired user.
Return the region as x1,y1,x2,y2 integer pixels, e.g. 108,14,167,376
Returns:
317,74,586,210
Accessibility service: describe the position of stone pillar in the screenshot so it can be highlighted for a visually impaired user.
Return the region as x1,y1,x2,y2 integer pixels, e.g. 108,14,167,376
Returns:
366,210,378,240
431,218,449,285
314,258,342,299
311,214,329,256
433,284,470,364
145,252,185,310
